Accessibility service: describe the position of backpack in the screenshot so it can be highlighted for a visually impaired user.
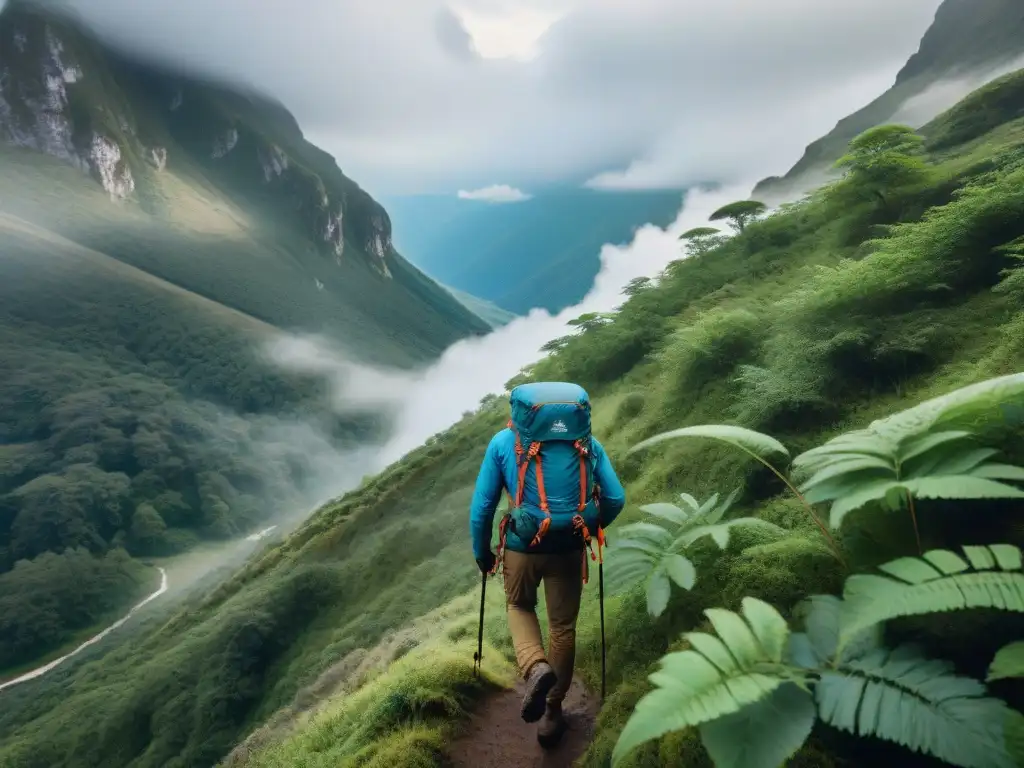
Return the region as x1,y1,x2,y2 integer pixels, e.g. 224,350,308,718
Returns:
502,381,601,552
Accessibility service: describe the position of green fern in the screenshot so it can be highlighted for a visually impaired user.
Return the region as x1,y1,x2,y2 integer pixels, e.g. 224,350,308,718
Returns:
611,597,805,766
988,641,1024,682
791,374,1024,533
606,489,786,617
839,544,1024,649
817,644,1015,768
613,592,1018,768
629,425,844,561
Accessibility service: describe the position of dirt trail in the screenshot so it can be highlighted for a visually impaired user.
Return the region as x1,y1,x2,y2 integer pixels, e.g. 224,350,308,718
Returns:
448,680,598,768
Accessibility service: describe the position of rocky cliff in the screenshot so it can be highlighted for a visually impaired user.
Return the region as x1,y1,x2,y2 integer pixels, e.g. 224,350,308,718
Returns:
753,0,1024,202
0,0,400,279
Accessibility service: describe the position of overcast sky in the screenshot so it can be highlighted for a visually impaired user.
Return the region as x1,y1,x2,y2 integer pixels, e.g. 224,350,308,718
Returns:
56,0,945,196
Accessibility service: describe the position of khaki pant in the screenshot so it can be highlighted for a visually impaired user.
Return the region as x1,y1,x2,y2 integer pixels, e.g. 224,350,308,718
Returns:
502,549,584,706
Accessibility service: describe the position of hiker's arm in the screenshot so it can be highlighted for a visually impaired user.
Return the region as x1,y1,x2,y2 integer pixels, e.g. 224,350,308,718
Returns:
469,435,504,560
593,439,626,526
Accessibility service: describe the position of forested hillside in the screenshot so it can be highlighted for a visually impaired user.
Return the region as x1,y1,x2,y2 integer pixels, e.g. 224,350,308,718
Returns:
754,0,1024,202
3,59,1024,768
0,0,488,674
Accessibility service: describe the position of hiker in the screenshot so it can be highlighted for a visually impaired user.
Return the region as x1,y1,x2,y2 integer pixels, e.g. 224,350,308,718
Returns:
469,381,626,747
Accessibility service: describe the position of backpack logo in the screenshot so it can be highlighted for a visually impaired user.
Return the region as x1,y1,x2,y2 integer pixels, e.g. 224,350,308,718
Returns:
551,420,568,433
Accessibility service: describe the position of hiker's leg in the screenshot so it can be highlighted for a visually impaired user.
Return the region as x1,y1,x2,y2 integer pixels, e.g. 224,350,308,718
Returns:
542,549,584,705
503,550,546,678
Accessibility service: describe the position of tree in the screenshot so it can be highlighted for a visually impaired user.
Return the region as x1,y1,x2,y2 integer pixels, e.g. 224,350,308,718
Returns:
678,226,726,257
540,335,574,354
130,503,167,555
834,124,927,206
567,312,615,333
708,201,767,233
622,276,654,297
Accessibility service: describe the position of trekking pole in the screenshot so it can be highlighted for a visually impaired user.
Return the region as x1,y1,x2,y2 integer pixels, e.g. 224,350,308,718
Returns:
597,527,607,703
473,571,486,677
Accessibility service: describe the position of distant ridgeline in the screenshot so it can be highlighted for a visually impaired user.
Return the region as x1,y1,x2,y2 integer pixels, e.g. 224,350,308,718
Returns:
385,188,685,315
0,0,489,672
754,0,1024,202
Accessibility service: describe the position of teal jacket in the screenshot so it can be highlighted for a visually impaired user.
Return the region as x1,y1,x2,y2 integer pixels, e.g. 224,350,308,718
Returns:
469,428,626,560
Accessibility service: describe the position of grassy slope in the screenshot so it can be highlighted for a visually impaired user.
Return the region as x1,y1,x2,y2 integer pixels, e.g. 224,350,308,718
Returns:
4,69,1024,768
753,0,1024,202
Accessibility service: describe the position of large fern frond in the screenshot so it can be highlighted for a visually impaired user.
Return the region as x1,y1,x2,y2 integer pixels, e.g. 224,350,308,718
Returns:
839,544,1024,647
819,644,1017,768
612,597,800,766
790,373,1024,530
629,424,789,461
878,371,1024,437
608,490,753,616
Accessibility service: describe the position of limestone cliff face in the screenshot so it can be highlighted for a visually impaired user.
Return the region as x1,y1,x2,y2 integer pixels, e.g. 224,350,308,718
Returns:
0,1,395,277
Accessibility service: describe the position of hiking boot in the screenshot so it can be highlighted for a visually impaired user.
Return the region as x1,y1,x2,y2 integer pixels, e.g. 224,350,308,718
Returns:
520,662,557,723
537,702,568,749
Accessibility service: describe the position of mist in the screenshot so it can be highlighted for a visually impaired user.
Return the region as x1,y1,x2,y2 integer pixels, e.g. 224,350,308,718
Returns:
886,53,1024,127
268,180,757,474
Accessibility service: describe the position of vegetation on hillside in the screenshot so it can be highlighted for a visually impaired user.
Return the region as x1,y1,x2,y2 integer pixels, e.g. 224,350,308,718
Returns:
4,59,1024,768
0,1,489,672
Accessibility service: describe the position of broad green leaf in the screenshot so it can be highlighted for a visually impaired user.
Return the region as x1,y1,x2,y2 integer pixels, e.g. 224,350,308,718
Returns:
800,594,881,665
987,641,1024,682
679,492,701,513
740,597,789,662
900,476,1024,501
827,479,900,529
630,424,789,460
840,544,1024,647
821,644,1017,768
663,554,696,590
798,456,894,493
906,447,999,478
886,372,1024,435
612,607,797,765
897,430,972,463
639,503,689,526
705,607,762,666
699,683,816,768
970,463,1024,481
647,568,671,617
619,522,674,544
705,487,742,524
802,468,894,505
697,492,721,517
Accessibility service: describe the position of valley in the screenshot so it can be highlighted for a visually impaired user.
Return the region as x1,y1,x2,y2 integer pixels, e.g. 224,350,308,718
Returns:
1,0,1024,767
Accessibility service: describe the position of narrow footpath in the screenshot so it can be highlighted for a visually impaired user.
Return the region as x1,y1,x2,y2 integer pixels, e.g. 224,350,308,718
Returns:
0,567,168,693
448,680,598,768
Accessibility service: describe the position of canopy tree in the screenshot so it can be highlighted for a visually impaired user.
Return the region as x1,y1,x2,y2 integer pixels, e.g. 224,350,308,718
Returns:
834,124,927,206
679,226,726,257
708,201,766,233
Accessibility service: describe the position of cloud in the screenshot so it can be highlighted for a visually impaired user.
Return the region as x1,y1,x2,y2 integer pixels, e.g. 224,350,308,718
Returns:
456,183,532,202
268,181,747,468
45,0,946,194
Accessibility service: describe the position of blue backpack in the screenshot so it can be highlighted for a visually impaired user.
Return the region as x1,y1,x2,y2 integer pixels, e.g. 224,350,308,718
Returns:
503,381,601,551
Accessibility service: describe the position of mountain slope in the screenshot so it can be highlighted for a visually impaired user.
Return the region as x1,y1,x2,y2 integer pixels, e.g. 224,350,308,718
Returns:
3,63,1024,768
384,189,684,315
754,0,1024,202
0,0,488,674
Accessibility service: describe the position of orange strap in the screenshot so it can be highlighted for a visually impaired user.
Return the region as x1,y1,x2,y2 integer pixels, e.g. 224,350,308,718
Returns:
491,514,510,575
